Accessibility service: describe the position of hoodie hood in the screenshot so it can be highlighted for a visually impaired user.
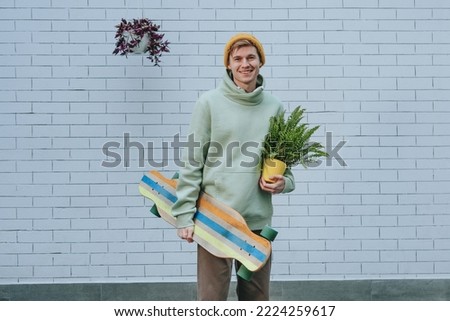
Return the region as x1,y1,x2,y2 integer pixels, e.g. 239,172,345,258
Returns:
219,70,265,106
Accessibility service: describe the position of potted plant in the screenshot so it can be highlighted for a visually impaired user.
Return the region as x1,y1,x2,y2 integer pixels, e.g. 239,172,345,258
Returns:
261,106,328,182
112,18,170,66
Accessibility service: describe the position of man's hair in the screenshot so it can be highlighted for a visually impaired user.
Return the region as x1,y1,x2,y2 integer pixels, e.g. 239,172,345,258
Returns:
226,40,262,67
223,33,266,67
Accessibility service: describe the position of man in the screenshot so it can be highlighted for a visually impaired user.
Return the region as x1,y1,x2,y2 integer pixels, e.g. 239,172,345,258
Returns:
172,33,295,300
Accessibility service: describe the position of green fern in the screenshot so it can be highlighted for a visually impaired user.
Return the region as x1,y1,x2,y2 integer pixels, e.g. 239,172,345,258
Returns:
262,106,328,168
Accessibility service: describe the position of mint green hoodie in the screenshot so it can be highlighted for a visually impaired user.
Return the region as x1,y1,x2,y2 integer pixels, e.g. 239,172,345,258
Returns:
172,71,295,230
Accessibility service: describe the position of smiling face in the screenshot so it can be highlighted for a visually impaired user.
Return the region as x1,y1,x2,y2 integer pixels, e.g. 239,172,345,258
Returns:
227,45,261,93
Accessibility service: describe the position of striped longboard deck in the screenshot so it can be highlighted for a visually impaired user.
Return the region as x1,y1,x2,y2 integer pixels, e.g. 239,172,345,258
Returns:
139,170,271,272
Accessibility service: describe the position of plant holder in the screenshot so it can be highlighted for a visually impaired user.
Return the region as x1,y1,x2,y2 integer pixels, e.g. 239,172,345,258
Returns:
125,32,149,54
262,158,287,183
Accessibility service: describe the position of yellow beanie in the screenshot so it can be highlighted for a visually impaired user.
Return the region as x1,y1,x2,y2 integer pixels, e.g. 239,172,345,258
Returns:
223,33,265,68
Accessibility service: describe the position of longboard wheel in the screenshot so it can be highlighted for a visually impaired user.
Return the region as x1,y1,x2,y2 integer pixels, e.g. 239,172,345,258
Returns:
260,225,278,241
150,205,160,217
237,265,253,281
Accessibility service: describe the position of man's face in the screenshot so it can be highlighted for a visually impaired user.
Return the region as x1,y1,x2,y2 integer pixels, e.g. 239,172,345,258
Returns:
227,45,261,92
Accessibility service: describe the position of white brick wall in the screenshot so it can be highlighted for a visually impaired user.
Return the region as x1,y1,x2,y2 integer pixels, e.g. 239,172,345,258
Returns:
1,0,450,283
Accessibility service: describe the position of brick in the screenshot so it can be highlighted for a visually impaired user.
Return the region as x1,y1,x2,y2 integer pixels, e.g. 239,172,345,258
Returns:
90,230,126,242
0,116,15,127
379,20,415,31
344,182,379,194
345,227,379,239
53,230,90,242
34,266,71,278
71,196,108,207
399,215,434,227
309,182,344,194
346,251,379,262
33,197,69,208
380,66,415,77
344,20,378,31
399,262,434,274
309,227,344,240
145,265,181,277
309,251,343,263
435,240,450,250
0,31,31,43
309,205,344,216
362,216,396,227
291,216,325,227
325,78,359,89
180,8,215,20
0,219,32,231
362,31,397,43
417,204,449,215
325,31,359,43
391,43,428,57
70,56,106,67
52,91,89,102
290,31,324,44
71,125,106,137
343,0,377,7
0,196,32,208
237,20,273,32
0,254,17,266
379,0,414,7
344,66,378,77
33,172,69,184
417,182,450,194
0,8,31,19
380,90,416,101
381,227,416,239
17,185,53,197
0,67,15,79
361,55,397,65
416,0,450,8
19,254,53,266
128,253,164,265
18,231,52,243
109,265,145,277
327,263,361,274
0,267,33,278
362,263,397,274
72,266,108,278
398,169,433,181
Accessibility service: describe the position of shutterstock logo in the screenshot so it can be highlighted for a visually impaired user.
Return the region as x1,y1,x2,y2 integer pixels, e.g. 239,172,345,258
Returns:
101,132,347,168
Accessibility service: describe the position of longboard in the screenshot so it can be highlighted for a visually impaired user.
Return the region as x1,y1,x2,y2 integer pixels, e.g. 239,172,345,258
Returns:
139,170,277,279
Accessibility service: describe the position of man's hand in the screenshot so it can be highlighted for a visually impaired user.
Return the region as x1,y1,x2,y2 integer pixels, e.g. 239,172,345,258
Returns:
177,226,194,243
259,175,285,194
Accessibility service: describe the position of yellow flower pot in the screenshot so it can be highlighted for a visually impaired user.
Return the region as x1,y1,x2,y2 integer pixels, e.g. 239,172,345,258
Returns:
262,158,286,183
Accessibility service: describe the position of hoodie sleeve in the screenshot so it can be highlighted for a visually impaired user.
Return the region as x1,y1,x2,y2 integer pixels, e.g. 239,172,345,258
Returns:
281,168,295,194
171,98,211,228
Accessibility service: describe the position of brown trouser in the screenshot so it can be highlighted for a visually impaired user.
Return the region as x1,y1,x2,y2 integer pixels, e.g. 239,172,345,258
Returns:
197,241,272,301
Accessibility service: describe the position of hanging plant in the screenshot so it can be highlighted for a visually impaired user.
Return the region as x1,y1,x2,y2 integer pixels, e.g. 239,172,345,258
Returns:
112,18,170,66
